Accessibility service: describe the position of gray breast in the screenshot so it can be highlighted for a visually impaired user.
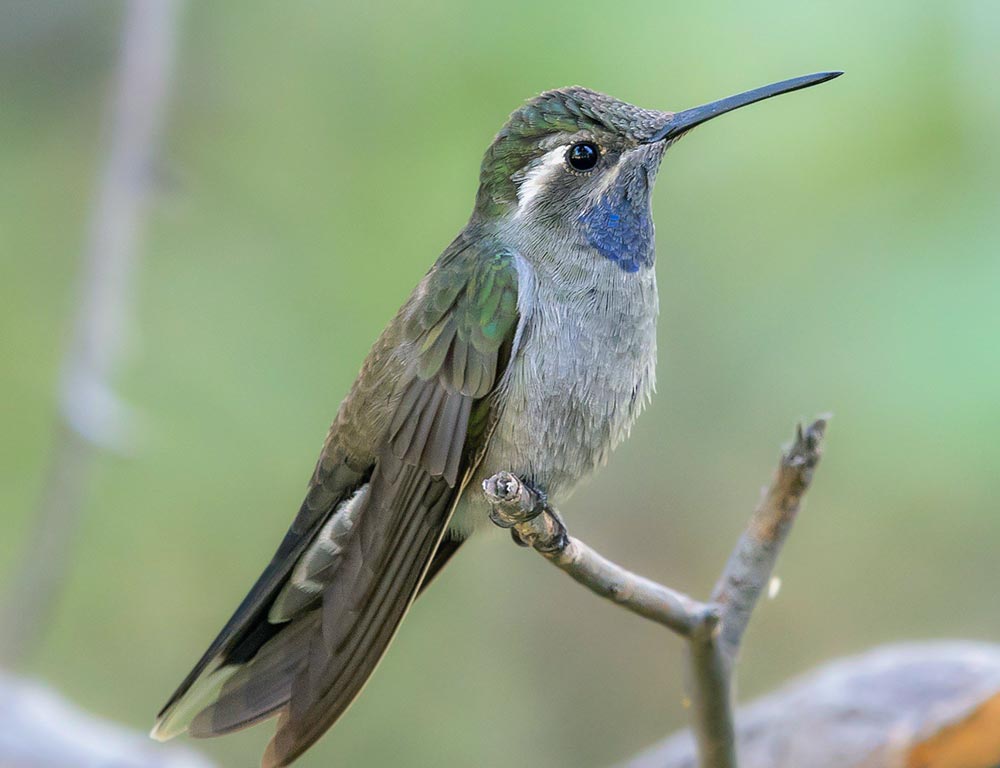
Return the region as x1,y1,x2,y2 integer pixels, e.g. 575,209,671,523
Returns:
452,255,658,536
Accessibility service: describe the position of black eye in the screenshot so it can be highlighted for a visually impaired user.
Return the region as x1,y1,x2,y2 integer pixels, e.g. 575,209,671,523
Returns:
566,142,600,172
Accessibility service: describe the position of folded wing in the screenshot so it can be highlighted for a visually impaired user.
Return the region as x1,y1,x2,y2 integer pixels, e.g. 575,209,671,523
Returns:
153,241,521,768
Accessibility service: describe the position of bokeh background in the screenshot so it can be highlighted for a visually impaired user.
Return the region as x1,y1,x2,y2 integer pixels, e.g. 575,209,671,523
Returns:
2,2,1000,766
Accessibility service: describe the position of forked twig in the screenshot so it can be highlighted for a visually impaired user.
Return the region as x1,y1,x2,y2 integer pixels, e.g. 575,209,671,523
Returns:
484,418,828,768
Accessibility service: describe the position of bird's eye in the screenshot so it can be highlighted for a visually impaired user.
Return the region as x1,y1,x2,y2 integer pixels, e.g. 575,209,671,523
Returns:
566,142,601,172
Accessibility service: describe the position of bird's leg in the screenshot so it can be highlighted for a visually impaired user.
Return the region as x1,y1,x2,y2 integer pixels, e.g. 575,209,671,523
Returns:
483,472,568,553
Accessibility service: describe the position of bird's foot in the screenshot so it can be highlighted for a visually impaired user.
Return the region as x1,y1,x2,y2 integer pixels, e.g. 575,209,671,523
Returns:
483,471,547,527
483,472,568,554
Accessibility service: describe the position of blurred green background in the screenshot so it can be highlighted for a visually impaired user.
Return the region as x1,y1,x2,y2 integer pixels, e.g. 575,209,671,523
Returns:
2,2,1000,766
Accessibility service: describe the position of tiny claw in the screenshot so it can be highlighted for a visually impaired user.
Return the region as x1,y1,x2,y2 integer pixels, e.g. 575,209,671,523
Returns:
510,528,530,547
534,518,569,554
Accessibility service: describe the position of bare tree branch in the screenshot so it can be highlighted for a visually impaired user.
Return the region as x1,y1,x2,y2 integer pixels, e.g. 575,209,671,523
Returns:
0,0,182,665
710,420,826,659
484,417,827,768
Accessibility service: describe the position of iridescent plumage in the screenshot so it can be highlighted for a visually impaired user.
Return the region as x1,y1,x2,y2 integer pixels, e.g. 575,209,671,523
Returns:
154,74,841,766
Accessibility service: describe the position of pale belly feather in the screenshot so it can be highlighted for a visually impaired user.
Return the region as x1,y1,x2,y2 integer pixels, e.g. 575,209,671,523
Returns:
450,257,658,536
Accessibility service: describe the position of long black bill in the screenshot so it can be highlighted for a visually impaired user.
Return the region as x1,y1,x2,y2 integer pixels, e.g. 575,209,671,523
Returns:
646,71,842,143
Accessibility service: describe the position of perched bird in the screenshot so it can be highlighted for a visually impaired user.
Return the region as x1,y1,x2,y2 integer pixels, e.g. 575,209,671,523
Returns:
153,72,841,766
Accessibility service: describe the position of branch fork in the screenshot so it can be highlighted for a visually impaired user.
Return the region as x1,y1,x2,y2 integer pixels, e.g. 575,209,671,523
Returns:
483,417,828,768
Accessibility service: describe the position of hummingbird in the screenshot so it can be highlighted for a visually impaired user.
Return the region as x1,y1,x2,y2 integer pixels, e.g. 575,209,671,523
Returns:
153,71,841,766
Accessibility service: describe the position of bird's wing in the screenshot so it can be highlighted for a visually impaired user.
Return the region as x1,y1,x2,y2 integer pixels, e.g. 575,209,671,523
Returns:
153,239,521,767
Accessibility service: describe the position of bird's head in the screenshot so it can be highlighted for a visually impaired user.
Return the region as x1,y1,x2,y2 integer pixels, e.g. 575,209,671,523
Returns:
474,73,841,273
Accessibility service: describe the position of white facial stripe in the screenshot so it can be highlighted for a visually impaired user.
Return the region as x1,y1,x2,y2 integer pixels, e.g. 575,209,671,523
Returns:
514,144,568,217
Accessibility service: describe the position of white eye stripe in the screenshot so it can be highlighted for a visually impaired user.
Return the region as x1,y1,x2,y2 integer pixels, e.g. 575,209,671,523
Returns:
514,144,569,217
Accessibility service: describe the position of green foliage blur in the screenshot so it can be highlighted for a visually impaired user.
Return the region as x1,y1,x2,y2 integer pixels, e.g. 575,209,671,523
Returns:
2,2,999,766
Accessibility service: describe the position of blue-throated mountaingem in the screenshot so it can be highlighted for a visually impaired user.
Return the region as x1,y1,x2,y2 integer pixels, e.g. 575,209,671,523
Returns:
153,71,841,766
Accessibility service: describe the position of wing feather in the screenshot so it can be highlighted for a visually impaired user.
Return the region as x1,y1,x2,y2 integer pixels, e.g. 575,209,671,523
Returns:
153,239,521,768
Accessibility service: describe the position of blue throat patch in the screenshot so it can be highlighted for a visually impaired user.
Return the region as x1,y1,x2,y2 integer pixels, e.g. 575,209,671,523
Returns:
579,176,654,273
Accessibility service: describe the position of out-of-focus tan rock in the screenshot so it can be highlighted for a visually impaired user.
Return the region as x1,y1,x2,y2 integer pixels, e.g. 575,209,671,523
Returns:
621,642,1000,768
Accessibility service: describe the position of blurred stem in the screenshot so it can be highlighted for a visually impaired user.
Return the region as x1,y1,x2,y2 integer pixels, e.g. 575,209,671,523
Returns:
0,0,182,665
485,418,827,768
